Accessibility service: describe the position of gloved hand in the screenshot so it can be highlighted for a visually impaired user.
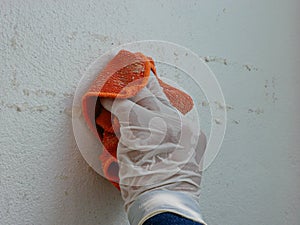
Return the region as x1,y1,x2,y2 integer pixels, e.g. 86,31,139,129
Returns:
101,76,207,225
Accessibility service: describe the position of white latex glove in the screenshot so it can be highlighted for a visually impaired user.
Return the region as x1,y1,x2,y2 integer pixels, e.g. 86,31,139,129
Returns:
101,76,207,225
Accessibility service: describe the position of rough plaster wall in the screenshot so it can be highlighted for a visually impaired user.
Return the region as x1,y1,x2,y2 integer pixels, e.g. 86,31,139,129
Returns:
0,1,299,225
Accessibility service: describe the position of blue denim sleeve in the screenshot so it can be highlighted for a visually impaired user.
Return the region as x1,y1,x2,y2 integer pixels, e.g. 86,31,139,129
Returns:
143,212,205,225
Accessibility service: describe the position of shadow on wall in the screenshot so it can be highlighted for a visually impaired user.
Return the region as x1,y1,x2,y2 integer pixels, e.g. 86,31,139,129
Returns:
59,116,126,224
51,98,127,224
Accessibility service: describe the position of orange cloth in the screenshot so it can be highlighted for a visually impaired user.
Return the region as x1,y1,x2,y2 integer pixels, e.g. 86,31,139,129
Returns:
82,50,194,189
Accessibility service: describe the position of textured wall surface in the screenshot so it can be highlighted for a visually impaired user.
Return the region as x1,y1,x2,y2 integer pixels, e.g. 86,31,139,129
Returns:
0,1,299,225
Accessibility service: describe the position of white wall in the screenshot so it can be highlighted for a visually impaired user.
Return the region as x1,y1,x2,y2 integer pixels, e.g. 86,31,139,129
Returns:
1,1,299,224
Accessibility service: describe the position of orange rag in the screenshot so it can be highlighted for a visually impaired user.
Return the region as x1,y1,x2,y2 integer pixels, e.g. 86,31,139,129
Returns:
82,50,194,189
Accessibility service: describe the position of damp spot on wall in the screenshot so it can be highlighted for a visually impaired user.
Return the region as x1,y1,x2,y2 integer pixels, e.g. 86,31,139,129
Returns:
232,120,239,124
203,56,228,66
214,118,222,125
30,105,49,112
248,108,264,115
214,101,234,111
202,101,209,107
264,79,269,92
272,93,278,103
10,69,19,88
23,89,56,97
202,55,260,72
3,101,49,112
10,37,17,50
272,77,276,88
10,24,23,50
264,77,278,103
226,105,234,110
216,7,227,22
5,102,29,112
243,64,258,72
63,93,74,98
23,89,30,96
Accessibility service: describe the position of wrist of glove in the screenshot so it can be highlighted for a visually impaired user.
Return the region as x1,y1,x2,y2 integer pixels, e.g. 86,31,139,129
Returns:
128,189,206,225
101,76,207,225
